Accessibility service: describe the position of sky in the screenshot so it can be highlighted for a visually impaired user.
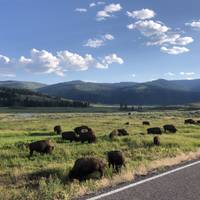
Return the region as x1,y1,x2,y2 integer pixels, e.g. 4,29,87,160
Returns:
0,0,200,84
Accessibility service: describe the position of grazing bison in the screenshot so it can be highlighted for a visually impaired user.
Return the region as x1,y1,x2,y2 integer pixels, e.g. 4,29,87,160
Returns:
107,151,125,172
196,120,200,125
153,136,160,146
74,126,96,143
54,125,62,135
163,124,177,133
118,129,129,136
143,121,150,126
68,157,106,181
62,131,79,142
147,127,162,135
79,131,96,143
109,129,129,139
74,126,90,135
29,140,54,157
125,122,129,125
184,119,195,124
128,112,131,116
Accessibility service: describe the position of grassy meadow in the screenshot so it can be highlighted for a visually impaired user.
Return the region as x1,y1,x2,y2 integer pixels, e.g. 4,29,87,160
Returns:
1,110,200,199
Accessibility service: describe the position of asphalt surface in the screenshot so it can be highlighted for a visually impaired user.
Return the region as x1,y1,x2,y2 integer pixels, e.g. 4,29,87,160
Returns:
86,161,200,200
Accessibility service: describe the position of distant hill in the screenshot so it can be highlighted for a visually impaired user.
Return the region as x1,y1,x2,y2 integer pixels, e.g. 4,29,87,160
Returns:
0,87,89,107
38,79,200,105
3,79,200,106
0,81,46,90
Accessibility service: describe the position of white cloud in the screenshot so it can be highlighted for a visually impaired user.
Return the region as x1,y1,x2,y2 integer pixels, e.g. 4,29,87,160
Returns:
127,9,155,20
104,34,114,40
101,54,124,68
18,49,123,75
129,20,169,36
132,73,136,78
75,8,87,13
89,3,96,7
0,73,16,77
96,3,122,21
185,20,200,29
84,39,105,48
19,49,64,76
161,46,190,55
90,2,105,7
165,72,175,76
147,33,194,46
0,54,15,76
180,72,195,76
84,34,114,48
57,51,96,71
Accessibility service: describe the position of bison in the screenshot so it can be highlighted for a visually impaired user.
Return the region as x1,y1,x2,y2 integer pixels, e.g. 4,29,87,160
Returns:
107,151,125,172
184,119,195,124
68,157,106,181
74,126,90,135
163,124,177,133
29,140,54,157
147,127,162,135
125,122,130,125
74,126,96,143
109,129,129,139
54,125,62,135
62,131,79,142
153,136,160,146
143,121,150,126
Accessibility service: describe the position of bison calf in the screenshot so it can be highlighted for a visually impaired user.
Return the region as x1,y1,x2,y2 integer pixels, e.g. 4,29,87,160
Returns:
153,136,160,146
107,151,125,172
29,140,54,157
54,125,62,135
163,124,177,133
147,127,162,135
68,157,105,181
62,131,79,142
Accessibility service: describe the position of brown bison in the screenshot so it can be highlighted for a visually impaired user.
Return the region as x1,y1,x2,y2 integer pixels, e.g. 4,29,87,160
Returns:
125,122,130,125
107,151,125,172
184,119,195,124
54,125,62,135
163,124,177,133
147,127,162,135
68,157,106,181
143,121,150,125
29,140,54,157
153,136,160,146
74,126,96,143
109,129,129,139
62,131,79,142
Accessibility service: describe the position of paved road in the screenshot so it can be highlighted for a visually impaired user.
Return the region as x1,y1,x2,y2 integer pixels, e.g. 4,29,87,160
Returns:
86,160,200,200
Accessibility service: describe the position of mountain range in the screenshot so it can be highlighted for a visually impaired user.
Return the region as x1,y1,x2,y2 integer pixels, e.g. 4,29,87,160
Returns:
1,79,200,105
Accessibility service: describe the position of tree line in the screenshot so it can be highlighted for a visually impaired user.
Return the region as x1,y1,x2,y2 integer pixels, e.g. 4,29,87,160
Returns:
0,87,90,107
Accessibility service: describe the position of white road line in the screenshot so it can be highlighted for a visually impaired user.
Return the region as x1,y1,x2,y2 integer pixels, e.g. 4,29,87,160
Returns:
87,160,200,200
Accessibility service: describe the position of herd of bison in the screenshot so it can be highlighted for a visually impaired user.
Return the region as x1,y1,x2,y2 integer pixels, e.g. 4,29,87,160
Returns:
28,117,198,181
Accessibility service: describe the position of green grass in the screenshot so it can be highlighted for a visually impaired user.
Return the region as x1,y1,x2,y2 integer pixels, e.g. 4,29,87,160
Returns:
0,111,200,199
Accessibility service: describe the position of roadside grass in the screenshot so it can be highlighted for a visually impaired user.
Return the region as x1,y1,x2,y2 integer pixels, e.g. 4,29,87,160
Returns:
0,111,200,199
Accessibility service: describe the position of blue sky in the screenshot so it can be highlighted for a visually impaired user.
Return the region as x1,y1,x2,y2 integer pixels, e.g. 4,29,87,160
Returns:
0,0,200,84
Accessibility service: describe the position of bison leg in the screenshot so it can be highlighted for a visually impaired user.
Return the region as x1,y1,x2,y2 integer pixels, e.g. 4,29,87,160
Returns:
108,162,111,168
29,149,33,157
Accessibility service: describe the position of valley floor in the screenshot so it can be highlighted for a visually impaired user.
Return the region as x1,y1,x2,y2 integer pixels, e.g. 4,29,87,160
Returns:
0,111,200,199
